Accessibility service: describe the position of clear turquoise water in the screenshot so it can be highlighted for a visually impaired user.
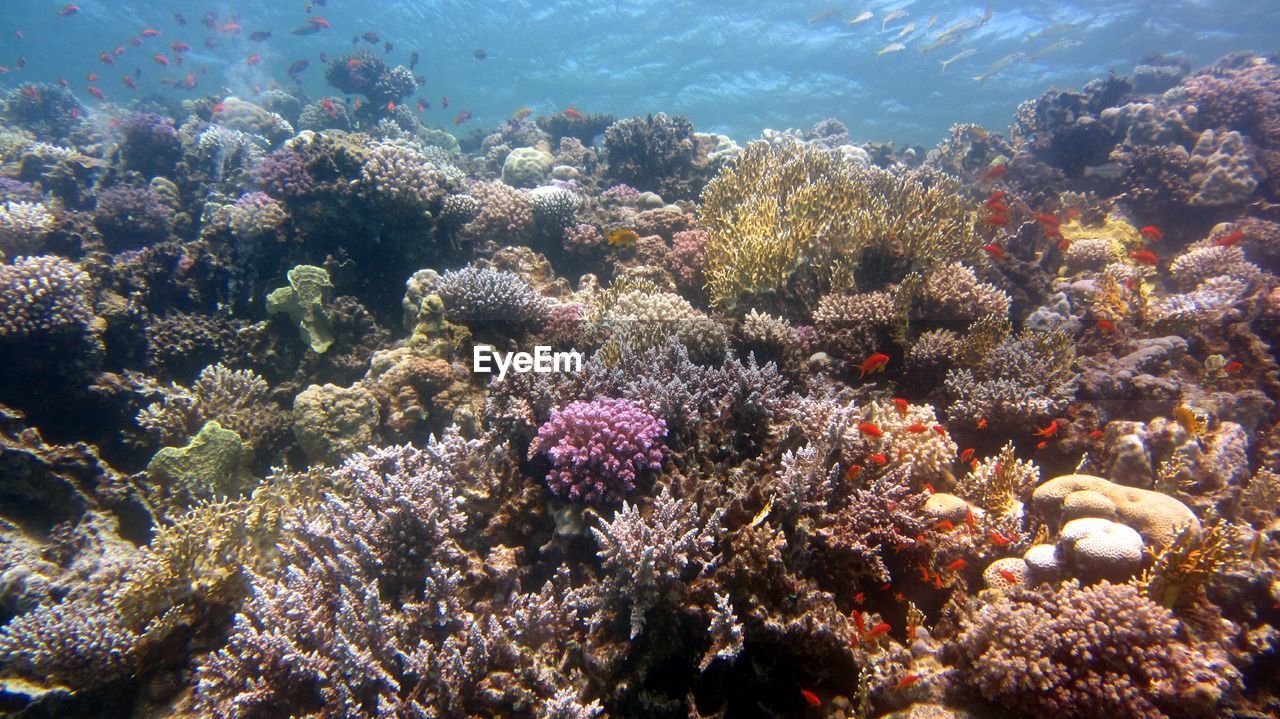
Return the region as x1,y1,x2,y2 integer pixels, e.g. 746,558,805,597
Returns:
1,0,1277,145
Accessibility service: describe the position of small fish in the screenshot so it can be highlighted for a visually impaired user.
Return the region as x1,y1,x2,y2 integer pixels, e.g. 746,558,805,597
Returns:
13,30,22,40
982,244,1005,259
386,101,395,111
989,529,1013,546
246,54,262,66
846,10,873,27
1033,212,1060,228
1034,420,1059,437
362,32,381,43
474,48,487,59
866,622,891,638
807,8,840,25
384,42,393,54
1028,38,1081,62
288,59,310,75
904,423,928,433
1214,229,1244,247
564,106,586,119
959,448,974,463
114,45,125,55
183,71,196,88
250,31,272,42
983,213,1009,227
896,22,917,39
153,54,170,66
353,99,362,110
174,13,186,26
921,32,960,56
846,464,863,479
321,97,338,117
997,568,1019,583
409,51,420,69
869,453,888,464
976,418,987,429
881,8,907,30
513,107,533,121
441,96,449,108
608,228,639,247
858,422,884,437
947,559,968,571
800,689,822,707
1082,162,1124,179
1129,249,1159,266
892,398,909,415
1095,319,1116,333
1223,361,1243,373
1026,22,1077,42
86,85,104,99
973,52,1026,85
129,37,141,46
1140,225,1164,241
220,21,242,34
858,352,890,377
171,41,190,53
293,23,323,35
418,99,429,110
939,48,976,72
140,28,161,37
933,424,946,435
934,520,954,531
88,72,98,82
1172,405,1202,435
876,42,906,58
202,11,218,29
980,164,1007,181
309,17,330,28
1089,430,1105,439
59,4,80,17
100,52,114,65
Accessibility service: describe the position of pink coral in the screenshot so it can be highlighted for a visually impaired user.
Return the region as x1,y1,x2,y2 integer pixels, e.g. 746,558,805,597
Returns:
530,397,668,504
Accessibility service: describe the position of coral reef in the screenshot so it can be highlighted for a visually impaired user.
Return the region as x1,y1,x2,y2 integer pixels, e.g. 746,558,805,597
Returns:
531,397,668,504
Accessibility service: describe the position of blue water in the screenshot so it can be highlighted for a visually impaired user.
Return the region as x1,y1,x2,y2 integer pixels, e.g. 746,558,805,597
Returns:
1,0,1277,145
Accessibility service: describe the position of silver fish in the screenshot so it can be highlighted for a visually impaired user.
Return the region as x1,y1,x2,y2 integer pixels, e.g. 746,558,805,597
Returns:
882,9,908,30
807,7,840,25
1083,162,1124,179
1028,38,1082,61
876,41,907,58
921,32,960,55
973,51,1026,84
927,14,939,32
846,10,873,27
940,48,977,73
1027,22,1078,41
978,6,994,25
897,22,917,39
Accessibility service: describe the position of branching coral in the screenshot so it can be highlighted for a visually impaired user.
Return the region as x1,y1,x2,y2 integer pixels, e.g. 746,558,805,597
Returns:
0,255,95,339
435,265,548,333
699,141,982,312
952,580,1236,718
945,330,1077,429
956,442,1039,516
136,362,284,449
0,200,53,258
530,397,668,504
1141,519,1250,610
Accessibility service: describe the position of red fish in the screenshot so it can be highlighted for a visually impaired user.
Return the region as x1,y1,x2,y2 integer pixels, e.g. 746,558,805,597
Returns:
114,45,125,56
1034,420,1058,438
70,107,78,119
932,425,946,435
1129,249,1159,266
858,422,884,438
122,75,136,90
800,689,821,707
441,95,449,108
1057,237,1071,251
1088,430,1104,439
1214,229,1244,247
86,85,104,100
866,622,891,638
321,97,338,117
1095,319,1116,333
453,110,472,125
1223,361,1243,373
417,99,426,112
183,72,196,88
308,17,331,28
997,568,1019,583
221,21,243,34
959,448,974,463
892,398,909,415
857,352,890,378
934,520,954,531
947,558,968,572
1033,212,1060,228
894,674,919,689
171,41,190,53
59,4,80,17
88,72,98,82
140,28,161,37
983,214,1009,227
1140,225,1164,241
100,52,114,65
246,54,261,65
153,54,170,66
985,199,1010,214
979,164,1007,181
904,423,928,433
564,106,585,119
845,464,863,479
984,190,1006,206
869,453,888,464
982,243,1005,259
387,101,395,111
989,529,1012,546
354,99,362,110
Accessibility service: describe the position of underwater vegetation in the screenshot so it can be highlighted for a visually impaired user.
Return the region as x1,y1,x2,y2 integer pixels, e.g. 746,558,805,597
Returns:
0,29,1279,719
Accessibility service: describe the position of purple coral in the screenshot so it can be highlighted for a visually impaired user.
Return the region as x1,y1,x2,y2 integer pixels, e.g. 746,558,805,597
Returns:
92,186,173,248
252,148,315,198
531,397,668,503
952,580,1236,718
119,112,181,177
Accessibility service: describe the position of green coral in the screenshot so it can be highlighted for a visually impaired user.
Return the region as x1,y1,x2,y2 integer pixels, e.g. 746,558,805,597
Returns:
699,141,982,312
146,420,255,505
267,264,335,353
501,147,553,188
292,383,381,465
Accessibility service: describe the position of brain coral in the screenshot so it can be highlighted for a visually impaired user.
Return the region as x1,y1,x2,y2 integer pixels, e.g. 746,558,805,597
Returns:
1032,473,1199,548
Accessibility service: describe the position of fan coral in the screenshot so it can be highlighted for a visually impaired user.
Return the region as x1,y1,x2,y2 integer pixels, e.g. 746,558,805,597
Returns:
590,483,723,637
434,265,548,332
531,397,668,504
952,580,1235,719
0,255,95,339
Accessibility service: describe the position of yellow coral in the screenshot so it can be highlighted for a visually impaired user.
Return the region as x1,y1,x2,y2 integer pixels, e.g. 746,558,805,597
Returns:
699,141,982,311
1141,519,1248,610
1057,214,1144,256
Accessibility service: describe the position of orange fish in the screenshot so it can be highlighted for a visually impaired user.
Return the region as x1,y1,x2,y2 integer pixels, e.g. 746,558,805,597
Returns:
246,54,261,65
153,54,169,66
1223,361,1243,373
417,99,426,112
59,4,80,17
892,398,909,415
86,85,104,99
904,423,928,433
1057,237,1071,251
846,464,863,479
800,689,821,707
983,214,1009,227
976,417,987,429
959,448,974,463
1034,420,1058,437
308,17,330,28
985,199,1010,214
984,190,1006,205
99,52,114,65
869,453,888,464
171,41,190,53
989,529,1013,546
88,72,98,82
934,520,954,531
857,352,890,378
387,101,395,111
321,97,337,117
922,483,935,494
997,568,1019,583
453,110,472,125
1095,319,1115,333
932,425,946,435
563,106,585,119
183,72,196,88
858,422,884,437
354,99,362,110
1033,212,1060,228
947,558,968,572
894,674,920,689
1129,249,1159,266
1089,430,1105,439
980,164,1007,181
140,28,161,37
1140,225,1164,241
1214,229,1244,247
982,243,1005,259
866,622,891,637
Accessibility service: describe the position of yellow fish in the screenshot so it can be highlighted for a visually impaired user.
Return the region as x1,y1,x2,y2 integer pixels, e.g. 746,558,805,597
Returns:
513,107,532,121
607,228,639,248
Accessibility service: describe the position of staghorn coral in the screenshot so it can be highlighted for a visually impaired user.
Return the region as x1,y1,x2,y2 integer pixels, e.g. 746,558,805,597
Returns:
1168,245,1262,289
595,285,727,364
945,330,1077,429
435,265,548,333
0,255,95,339
531,397,668,504
818,468,933,583
1142,519,1249,609
700,141,981,312
952,580,1235,719
1149,276,1250,330
590,483,723,638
